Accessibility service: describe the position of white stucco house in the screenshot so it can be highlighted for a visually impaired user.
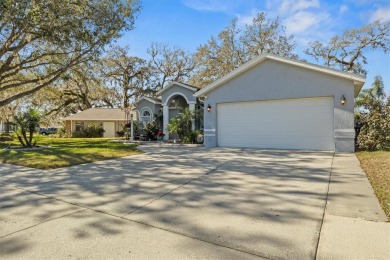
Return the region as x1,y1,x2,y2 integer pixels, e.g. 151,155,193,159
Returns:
194,54,365,152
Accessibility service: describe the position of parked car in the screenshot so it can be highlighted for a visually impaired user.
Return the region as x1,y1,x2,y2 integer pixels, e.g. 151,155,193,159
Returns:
39,128,58,135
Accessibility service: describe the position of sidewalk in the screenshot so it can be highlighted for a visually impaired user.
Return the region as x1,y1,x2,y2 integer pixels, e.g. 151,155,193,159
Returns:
317,153,390,260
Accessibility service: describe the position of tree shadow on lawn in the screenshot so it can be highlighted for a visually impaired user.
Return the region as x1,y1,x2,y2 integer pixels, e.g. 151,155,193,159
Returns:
0,142,140,169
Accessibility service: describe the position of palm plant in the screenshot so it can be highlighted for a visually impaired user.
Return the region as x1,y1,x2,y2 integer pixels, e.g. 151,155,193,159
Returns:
13,109,41,147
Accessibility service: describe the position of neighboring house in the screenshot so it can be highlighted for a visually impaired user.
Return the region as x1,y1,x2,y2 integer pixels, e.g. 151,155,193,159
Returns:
0,120,15,133
135,82,203,139
194,54,365,152
63,108,137,138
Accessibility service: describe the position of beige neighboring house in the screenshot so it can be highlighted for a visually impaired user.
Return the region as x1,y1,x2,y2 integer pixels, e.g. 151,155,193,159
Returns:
63,108,137,138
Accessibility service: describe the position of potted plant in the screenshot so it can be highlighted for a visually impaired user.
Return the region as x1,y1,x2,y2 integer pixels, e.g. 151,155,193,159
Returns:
156,130,165,141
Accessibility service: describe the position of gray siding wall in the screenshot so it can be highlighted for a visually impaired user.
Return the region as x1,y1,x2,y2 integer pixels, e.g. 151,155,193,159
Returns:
161,85,196,105
136,100,158,117
203,59,355,152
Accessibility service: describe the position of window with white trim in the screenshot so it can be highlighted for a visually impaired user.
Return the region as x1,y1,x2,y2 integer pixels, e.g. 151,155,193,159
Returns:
141,110,151,126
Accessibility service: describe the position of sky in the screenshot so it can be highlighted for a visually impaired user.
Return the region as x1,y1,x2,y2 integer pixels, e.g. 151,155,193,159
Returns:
118,0,390,93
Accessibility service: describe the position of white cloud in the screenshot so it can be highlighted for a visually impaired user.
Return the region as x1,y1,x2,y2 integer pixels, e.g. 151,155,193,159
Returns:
278,0,320,14
284,11,330,34
370,7,390,22
181,0,238,13
236,8,260,26
339,5,349,15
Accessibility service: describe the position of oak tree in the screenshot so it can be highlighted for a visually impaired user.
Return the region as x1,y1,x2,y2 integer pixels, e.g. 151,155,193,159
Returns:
147,43,197,89
0,0,140,107
102,46,153,108
190,13,297,87
305,20,390,76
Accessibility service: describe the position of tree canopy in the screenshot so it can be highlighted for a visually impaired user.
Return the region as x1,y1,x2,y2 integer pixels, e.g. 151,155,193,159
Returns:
305,20,390,76
189,13,297,87
147,43,197,89
102,46,154,108
0,0,140,107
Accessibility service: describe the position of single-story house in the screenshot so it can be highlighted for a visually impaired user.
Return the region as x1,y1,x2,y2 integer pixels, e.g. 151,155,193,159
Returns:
63,108,137,137
65,54,365,152
194,54,365,152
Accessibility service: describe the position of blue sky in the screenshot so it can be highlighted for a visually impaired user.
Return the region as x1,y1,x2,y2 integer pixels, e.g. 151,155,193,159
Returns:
118,0,390,93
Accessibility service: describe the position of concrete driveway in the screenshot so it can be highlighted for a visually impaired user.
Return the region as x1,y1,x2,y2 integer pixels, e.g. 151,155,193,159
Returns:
0,144,388,259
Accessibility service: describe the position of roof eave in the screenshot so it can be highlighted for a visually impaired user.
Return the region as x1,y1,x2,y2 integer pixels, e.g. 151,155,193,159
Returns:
134,97,162,105
157,81,198,96
354,81,365,98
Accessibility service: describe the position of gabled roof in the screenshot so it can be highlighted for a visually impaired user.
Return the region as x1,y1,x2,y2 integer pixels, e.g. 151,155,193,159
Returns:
195,54,366,98
156,81,199,96
63,108,136,121
134,96,162,105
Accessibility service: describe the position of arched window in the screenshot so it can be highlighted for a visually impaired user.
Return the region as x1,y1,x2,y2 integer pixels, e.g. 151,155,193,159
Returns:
141,110,152,126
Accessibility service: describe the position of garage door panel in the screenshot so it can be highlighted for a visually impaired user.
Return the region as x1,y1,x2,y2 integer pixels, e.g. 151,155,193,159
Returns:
217,97,334,151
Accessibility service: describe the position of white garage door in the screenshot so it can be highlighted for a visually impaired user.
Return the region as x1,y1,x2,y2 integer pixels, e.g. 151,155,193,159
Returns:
103,122,116,138
217,97,334,151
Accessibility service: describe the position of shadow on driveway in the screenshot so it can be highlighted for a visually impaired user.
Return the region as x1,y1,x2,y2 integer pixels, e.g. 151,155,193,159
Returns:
0,145,334,259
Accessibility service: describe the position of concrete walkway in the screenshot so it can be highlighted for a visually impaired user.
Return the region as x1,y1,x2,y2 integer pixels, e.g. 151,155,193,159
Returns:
0,144,388,259
317,153,389,260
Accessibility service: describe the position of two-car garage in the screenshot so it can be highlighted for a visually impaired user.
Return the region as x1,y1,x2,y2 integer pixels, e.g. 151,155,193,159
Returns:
217,97,335,151
195,54,365,152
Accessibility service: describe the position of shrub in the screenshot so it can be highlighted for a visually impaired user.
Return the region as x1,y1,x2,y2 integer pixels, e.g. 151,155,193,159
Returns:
56,127,71,138
356,76,390,151
183,130,203,144
167,108,202,142
357,96,390,151
116,131,125,137
73,123,105,138
144,119,159,140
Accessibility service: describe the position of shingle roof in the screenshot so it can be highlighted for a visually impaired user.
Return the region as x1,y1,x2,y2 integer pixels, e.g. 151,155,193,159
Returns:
63,108,137,121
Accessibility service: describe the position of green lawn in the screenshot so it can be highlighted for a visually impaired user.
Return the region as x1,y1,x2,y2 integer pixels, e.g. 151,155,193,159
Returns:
356,151,390,221
0,137,142,170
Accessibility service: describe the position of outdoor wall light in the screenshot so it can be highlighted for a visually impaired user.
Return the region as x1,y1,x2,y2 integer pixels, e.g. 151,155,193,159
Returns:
341,95,346,105
207,104,212,112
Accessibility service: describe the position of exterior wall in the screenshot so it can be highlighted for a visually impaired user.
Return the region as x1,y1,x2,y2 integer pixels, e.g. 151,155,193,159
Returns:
136,100,160,116
161,85,197,105
64,120,71,135
203,59,356,152
169,108,181,119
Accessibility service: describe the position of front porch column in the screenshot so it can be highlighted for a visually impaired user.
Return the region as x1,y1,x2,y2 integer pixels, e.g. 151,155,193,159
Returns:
163,104,169,140
189,102,196,131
